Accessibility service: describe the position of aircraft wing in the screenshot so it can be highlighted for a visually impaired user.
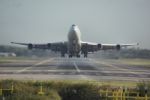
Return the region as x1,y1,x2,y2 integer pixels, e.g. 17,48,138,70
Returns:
100,43,139,50
11,42,28,45
11,42,68,52
81,41,138,52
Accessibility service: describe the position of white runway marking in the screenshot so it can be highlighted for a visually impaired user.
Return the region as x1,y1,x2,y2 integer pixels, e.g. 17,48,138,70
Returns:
73,62,81,72
73,61,89,80
91,59,140,75
16,58,54,73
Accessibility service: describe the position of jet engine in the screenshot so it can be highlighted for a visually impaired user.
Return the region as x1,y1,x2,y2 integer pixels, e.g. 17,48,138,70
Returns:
81,43,88,57
47,43,51,49
97,44,102,50
28,44,33,50
116,44,121,50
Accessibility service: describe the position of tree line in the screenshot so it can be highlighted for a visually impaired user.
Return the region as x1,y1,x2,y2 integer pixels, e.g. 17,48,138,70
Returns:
0,45,150,59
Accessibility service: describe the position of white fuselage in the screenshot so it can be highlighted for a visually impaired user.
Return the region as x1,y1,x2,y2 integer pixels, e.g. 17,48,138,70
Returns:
68,24,81,56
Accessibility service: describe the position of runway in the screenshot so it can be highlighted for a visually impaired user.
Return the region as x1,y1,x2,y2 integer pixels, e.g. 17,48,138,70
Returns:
0,57,150,81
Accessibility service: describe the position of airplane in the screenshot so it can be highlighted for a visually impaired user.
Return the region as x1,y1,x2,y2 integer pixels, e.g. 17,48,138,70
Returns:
11,24,138,58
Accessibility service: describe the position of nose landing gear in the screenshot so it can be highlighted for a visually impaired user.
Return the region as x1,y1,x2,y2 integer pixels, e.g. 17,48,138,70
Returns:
84,53,88,58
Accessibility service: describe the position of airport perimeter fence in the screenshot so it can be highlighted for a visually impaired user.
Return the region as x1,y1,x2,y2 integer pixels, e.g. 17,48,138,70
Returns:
0,83,14,99
0,83,150,100
99,89,150,100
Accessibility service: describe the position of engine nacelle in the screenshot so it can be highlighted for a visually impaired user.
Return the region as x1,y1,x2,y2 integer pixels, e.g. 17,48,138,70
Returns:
116,44,121,50
28,44,33,50
81,43,88,53
47,43,51,49
97,44,102,49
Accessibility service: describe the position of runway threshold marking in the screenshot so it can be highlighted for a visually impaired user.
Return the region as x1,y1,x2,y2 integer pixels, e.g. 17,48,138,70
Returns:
16,58,54,73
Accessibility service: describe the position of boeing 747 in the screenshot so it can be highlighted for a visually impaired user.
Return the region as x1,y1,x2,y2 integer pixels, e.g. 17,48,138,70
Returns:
11,24,138,57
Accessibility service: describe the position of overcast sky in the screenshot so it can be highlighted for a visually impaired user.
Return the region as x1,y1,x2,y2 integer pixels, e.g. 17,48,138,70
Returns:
0,0,150,49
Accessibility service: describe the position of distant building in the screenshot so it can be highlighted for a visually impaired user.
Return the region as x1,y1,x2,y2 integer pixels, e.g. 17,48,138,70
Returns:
0,52,16,57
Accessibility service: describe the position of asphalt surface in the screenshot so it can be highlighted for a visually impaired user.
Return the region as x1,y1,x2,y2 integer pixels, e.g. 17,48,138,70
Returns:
0,57,150,81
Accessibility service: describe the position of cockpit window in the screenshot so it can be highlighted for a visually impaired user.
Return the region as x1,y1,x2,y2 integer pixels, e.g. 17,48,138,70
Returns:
72,24,76,27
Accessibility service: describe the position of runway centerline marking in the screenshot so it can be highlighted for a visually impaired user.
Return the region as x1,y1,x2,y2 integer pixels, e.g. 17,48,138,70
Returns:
16,58,54,73
73,62,81,73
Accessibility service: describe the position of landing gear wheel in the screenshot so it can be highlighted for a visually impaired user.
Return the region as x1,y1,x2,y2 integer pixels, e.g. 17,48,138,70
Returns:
69,55,72,58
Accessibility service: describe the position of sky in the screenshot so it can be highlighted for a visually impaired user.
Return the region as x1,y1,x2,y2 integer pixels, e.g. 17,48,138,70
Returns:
0,0,150,49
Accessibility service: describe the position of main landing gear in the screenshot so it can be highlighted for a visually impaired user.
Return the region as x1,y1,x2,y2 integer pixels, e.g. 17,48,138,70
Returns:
83,52,88,58
68,54,80,58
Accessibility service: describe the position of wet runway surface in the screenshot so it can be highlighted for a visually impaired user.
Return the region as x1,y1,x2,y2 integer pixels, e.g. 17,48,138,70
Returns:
0,58,150,81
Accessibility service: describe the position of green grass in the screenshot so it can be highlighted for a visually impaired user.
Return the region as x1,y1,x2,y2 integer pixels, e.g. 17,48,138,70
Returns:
0,57,25,63
120,59,150,66
0,56,38,60
0,80,101,100
0,80,150,100
116,58,150,66
0,56,44,63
